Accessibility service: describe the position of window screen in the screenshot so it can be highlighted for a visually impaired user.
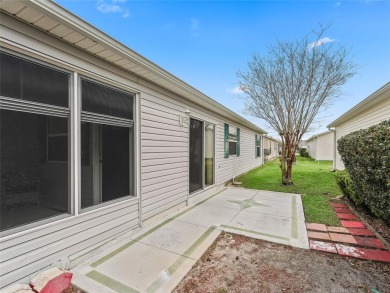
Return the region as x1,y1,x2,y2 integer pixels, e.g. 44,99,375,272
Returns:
81,79,134,119
0,52,69,107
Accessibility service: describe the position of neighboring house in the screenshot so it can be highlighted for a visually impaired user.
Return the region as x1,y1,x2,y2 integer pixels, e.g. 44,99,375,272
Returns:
0,1,266,287
263,136,281,160
299,140,308,150
328,82,390,170
306,131,334,161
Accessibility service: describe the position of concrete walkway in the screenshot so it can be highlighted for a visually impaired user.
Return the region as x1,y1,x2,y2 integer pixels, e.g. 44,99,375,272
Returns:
72,188,308,293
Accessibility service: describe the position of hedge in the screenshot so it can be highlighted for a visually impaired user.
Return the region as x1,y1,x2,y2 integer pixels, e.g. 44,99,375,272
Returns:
334,170,361,205
337,119,390,224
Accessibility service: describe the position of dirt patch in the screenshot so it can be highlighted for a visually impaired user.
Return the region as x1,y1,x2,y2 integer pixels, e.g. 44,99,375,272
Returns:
174,233,390,293
62,284,86,293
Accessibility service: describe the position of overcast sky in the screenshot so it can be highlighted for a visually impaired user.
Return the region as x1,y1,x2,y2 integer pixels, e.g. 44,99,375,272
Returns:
56,0,390,139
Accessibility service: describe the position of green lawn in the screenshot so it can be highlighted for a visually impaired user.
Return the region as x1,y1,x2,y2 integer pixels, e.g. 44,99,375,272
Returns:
236,156,341,226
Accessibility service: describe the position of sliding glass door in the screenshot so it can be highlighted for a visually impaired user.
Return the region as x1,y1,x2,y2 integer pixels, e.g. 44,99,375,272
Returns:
189,118,215,194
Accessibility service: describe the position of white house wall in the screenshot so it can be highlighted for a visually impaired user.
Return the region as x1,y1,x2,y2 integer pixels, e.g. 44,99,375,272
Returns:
140,91,263,223
316,132,334,161
0,12,264,287
307,139,317,159
307,132,333,161
263,137,280,160
335,97,390,169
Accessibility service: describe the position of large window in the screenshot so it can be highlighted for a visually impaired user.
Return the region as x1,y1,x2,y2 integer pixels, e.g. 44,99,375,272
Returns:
0,52,70,232
0,51,136,233
80,78,135,209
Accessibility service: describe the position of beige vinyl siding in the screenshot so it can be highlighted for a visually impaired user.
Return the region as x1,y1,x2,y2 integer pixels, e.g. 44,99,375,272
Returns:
316,132,334,161
335,97,390,169
307,132,333,161
307,139,317,159
263,137,280,160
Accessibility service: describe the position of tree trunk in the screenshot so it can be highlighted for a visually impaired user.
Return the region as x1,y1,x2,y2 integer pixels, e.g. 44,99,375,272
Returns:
280,133,299,185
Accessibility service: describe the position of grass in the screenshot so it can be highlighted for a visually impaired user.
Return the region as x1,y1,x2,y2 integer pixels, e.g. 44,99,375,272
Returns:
236,156,341,226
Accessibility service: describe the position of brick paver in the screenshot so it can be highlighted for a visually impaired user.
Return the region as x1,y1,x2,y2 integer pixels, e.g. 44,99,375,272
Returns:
329,233,357,244
327,227,349,234
341,220,365,228
334,207,353,214
307,201,389,263
331,203,348,208
354,237,386,249
336,213,357,220
306,223,327,232
307,231,331,241
347,228,375,236
309,240,337,254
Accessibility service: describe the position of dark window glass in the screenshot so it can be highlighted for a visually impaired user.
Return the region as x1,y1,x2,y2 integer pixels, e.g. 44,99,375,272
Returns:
81,79,134,119
1,109,69,232
256,147,261,157
81,122,131,209
47,117,68,162
229,141,237,156
0,52,69,107
189,118,203,193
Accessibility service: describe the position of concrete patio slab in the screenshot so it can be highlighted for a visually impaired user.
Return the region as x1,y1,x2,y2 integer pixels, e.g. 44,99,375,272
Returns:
176,204,240,227
72,188,308,292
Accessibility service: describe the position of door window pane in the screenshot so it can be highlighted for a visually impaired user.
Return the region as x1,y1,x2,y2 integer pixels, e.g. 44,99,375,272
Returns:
189,118,203,193
0,110,69,232
205,123,214,187
81,122,131,209
0,52,69,107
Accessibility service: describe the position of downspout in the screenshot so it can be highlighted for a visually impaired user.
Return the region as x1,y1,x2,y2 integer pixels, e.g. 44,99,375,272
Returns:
328,127,336,171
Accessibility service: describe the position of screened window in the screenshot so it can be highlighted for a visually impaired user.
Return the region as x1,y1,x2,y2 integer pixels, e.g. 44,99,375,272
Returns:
0,52,69,107
0,51,70,233
80,78,134,210
81,79,134,119
47,117,68,162
256,135,261,157
229,127,237,156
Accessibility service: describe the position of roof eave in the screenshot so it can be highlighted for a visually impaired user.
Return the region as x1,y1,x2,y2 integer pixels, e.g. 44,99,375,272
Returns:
327,82,390,128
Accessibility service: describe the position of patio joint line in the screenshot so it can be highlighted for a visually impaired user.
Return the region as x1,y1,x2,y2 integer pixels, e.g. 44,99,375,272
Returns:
90,189,223,267
86,270,139,293
291,195,298,239
145,225,217,293
221,224,289,241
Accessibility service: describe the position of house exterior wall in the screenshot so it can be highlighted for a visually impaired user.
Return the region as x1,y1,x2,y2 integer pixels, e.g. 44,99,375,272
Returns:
263,137,280,160
334,97,390,169
307,132,333,161
307,139,317,159
0,11,264,287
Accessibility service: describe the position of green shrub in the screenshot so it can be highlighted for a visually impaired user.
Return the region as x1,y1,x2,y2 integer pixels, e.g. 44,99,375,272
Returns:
299,148,309,157
334,170,362,205
337,119,390,224
264,149,271,156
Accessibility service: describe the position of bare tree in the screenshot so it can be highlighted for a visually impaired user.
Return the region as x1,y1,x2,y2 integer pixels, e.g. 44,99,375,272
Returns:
238,25,356,185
